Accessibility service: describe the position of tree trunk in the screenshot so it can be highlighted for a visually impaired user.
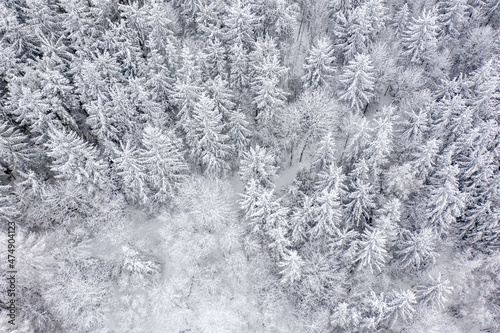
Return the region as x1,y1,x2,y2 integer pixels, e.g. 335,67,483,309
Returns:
299,137,309,163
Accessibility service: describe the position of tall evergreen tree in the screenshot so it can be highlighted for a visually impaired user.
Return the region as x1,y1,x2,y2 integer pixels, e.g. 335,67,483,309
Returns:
45,127,107,189
339,53,376,114
309,188,343,240
186,94,231,177
354,226,388,273
302,38,336,89
402,9,439,63
239,145,278,188
140,126,188,203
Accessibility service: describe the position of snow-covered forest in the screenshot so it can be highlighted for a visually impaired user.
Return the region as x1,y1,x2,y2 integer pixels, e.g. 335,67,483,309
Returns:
0,0,499,331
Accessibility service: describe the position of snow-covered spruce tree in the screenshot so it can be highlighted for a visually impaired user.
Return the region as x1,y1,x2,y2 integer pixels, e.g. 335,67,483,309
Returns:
171,45,203,131
312,132,337,171
251,55,287,124
171,77,203,133
354,226,388,273
227,108,252,161
335,8,370,63
416,273,453,309
411,137,441,181
0,121,33,177
365,106,396,180
374,198,401,243
195,0,224,40
399,100,430,150
397,227,438,270
455,118,500,246
239,145,278,188
302,37,336,89
45,127,107,189
6,81,54,144
471,59,500,120
425,152,465,236
139,126,188,204
144,1,178,62
85,96,120,149
112,140,149,204
335,0,388,63
239,178,265,224
222,0,257,47
205,76,235,121
201,38,228,80
384,289,417,328
185,93,231,177
345,176,376,229
228,42,250,90
107,84,140,141
438,0,470,39
266,202,291,259
308,188,343,240
0,184,18,224
144,51,175,103
339,53,376,115
342,113,373,164
391,3,410,38
402,8,439,64
240,181,285,240
278,249,304,286
289,194,314,245
316,163,349,204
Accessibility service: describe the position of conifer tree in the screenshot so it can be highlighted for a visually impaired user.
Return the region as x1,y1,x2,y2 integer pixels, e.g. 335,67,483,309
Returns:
140,126,188,203
354,226,388,273
339,53,376,114
438,0,470,38
397,228,437,270
239,145,278,188
228,42,250,90
402,9,439,63
412,137,441,181
278,250,304,285
186,93,231,177
425,153,465,235
416,273,453,309
392,3,410,38
309,188,343,240
336,9,370,62
113,140,149,204
145,1,178,60
345,176,376,229
205,76,235,120
399,104,430,149
316,163,349,204
302,37,336,89
7,83,53,144
342,114,373,164
0,121,33,176
201,38,228,80
384,289,417,327
227,108,251,160
85,96,120,148
365,106,396,175
312,132,337,171
223,0,257,47
251,57,287,124
45,127,107,188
